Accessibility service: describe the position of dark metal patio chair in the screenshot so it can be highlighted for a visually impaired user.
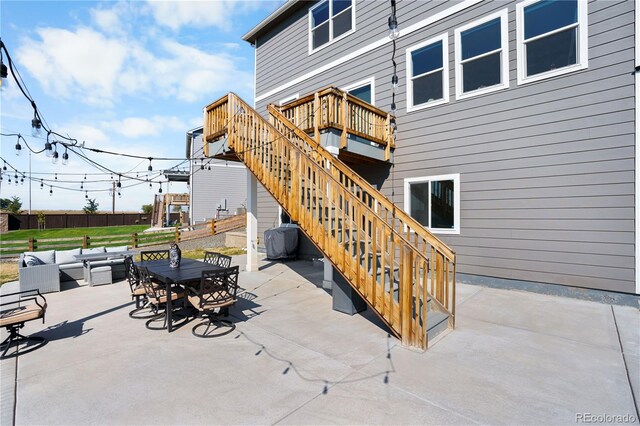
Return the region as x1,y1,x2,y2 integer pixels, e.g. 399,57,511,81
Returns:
140,250,170,262
124,257,156,319
137,266,186,331
188,266,239,338
203,251,232,268
1,289,47,358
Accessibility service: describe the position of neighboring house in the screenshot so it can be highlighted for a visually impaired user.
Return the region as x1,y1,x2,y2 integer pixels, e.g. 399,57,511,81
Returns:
186,127,247,225
240,0,638,297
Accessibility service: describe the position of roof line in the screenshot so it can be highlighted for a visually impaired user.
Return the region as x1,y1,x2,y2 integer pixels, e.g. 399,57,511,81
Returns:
242,0,300,43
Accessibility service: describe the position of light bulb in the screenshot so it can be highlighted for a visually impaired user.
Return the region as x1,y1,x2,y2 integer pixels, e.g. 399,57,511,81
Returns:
62,151,69,165
391,74,399,90
44,141,53,157
31,118,42,137
388,16,399,40
52,150,59,164
15,141,22,156
118,191,122,198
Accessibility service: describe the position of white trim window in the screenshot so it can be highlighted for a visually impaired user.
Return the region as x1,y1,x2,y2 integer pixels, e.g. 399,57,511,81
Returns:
404,174,460,234
343,77,375,105
309,0,355,54
454,9,509,100
406,34,449,112
279,93,299,106
517,0,588,85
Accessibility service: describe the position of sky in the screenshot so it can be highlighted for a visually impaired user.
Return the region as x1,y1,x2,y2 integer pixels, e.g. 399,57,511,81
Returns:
0,0,282,213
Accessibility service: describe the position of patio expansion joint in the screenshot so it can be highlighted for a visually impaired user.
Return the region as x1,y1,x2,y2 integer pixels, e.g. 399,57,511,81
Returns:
457,309,624,354
611,305,640,418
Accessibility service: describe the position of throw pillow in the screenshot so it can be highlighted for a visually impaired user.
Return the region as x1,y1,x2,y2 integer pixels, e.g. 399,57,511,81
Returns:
82,247,106,254
23,255,44,267
24,250,55,265
105,245,128,253
56,248,81,265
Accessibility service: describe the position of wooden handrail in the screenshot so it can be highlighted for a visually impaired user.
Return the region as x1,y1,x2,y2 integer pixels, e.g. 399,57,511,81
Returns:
277,87,395,149
203,92,456,349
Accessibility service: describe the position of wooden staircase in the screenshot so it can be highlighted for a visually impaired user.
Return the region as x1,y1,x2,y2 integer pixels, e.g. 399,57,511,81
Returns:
203,92,456,350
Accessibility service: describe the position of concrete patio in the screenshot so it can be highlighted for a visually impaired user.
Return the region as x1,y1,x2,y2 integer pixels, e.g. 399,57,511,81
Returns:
1,255,638,425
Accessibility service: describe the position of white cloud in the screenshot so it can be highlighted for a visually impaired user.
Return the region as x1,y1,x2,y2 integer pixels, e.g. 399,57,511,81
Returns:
18,28,129,106
17,27,252,106
105,115,186,138
146,0,265,32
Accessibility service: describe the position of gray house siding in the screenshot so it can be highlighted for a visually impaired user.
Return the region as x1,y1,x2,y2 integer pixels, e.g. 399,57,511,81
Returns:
190,134,247,225
252,0,637,294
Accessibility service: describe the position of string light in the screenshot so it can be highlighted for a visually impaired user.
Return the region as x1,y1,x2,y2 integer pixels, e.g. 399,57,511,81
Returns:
158,183,162,194
49,186,53,196
31,114,42,137
15,138,22,156
388,0,399,40
52,146,59,164
148,158,153,172
40,179,43,189
85,191,88,199
44,132,53,157
62,147,69,165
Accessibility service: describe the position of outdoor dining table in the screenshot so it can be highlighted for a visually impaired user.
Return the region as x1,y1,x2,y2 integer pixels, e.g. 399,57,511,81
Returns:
135,258,222,332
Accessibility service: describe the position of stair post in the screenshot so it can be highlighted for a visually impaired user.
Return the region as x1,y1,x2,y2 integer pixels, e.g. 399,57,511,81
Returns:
314,92,321,144
401,245,413,346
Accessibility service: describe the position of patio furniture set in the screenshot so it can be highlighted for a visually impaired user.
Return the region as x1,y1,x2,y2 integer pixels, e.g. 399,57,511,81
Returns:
1,248,239,358
125,250,240,337
17,246,134,293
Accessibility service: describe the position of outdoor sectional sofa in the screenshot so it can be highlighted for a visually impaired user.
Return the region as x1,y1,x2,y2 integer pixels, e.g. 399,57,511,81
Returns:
18,246,129,293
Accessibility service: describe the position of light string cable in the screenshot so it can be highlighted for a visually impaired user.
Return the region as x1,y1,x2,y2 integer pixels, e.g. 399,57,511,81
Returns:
388,0,399,207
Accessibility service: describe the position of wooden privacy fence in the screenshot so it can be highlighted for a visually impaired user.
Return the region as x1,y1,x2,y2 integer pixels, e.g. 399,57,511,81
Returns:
4,213,154,231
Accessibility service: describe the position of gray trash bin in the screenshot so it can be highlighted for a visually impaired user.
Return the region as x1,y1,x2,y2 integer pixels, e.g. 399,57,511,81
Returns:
264,225,299,260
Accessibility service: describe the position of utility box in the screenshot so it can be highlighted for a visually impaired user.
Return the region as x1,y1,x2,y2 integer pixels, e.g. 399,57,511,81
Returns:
264,225,298,260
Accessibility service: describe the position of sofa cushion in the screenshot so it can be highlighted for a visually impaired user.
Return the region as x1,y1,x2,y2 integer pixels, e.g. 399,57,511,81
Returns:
58,262,84,270
23,255,45,267
105,245,128,253
56,248,81,265
82,247,106,254
24,250,56,265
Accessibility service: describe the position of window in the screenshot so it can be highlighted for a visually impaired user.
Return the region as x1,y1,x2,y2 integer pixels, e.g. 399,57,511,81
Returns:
455,9,509,100
406,34,449,111
404,174,460,234
309,0,355,53
343,77,375,105
517,0,588,84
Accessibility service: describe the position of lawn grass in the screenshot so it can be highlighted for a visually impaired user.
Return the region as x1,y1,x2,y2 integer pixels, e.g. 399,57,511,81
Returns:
2,225,150,241
0,262,18,285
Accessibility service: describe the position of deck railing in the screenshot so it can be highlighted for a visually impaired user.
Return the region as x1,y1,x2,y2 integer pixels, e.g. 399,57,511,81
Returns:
203,92,455,349
277,87,395,161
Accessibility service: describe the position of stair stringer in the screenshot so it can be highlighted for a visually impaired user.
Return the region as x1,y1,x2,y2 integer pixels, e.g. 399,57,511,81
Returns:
205,92,456,349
